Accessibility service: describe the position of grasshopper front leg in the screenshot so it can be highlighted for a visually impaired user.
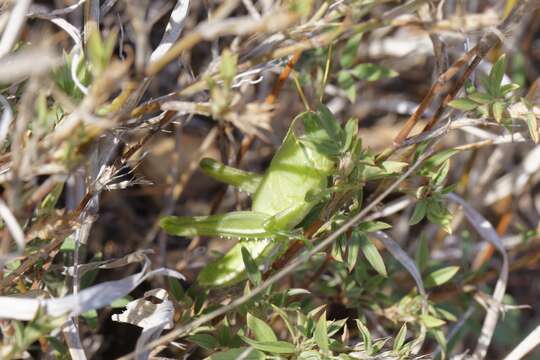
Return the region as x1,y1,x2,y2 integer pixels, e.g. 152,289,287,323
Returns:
200,158,262,194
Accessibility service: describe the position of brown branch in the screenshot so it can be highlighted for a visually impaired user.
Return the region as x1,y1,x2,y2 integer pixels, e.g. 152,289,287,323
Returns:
392,47,477,146
393,0,532,146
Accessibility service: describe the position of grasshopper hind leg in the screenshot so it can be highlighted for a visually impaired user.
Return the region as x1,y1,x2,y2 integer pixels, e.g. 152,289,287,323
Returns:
197,238,277,287
160,211,274,239
160,211,281,287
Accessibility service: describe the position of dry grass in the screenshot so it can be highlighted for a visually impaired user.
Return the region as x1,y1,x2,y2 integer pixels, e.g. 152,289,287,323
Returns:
0,0,540,359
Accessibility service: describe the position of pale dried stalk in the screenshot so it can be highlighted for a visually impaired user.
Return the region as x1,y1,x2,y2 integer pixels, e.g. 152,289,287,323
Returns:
503,325,540,360
0,47,62,84
373,231,426,298
146,11,299,76
62,318,87,360
0,94,13,146
484,145,540,205
241,0,261,19
0,263,184,320
0,0,32,58
0,198,25,267
447,193,509,360
83,0,99,46
149,0,190,63
28,0,86,17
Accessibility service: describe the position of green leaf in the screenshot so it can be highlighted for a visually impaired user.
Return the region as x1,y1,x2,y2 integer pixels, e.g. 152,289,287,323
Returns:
216,322,236,347
477,104,490,117
208,347,265,360
308,304,327,320
87,23,117,76
500,83,520,95
241,246,262,286
426,199,453,234
410,200,427,225
393,323,407,352
317,104,344,144
432,159,451,188
38,182,64,212
81,310,98,328
359,160,407,181
347,231,361,272
327,318,347,337
357,221,391,232
168,277,185,301
489,54,507,96
46,336,69,357
80,260,100,290
350,63,398,81
342,118,359,152
492,101,505,123
332,235,345,263
468,92,493,104
381,161,408,174
247,313,278,342
355,320,372,355
14,321,25,349
415,234,429,273
302,110,343,156
373,338,390,353
340,33,363,68
313,312,329,353
423,148,460,170
527,111,539,143
110,297,131,308
420,314,446,328
434,306,457,322
478,74,492,95
16,311,68,353
345,85,357,103
298,350,322,360
219,50,238,88
240,337,296,354
287,288,311,296
464,79,476,93
289,0,314,16
189,333,219,350
430,328,447,354
337,70,355,89
425,266,459,288
356,231,387,277
271,305,296,341
448,98,478,111
60,236,76,252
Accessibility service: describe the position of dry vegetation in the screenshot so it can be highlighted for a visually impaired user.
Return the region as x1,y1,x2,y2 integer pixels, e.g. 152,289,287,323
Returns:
0,0,540,359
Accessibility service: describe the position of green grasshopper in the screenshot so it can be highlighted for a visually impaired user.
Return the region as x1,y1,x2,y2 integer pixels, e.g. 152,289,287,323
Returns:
160,108,341,287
